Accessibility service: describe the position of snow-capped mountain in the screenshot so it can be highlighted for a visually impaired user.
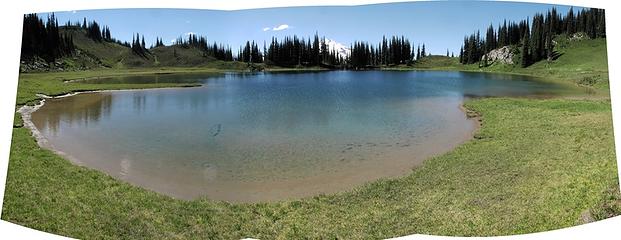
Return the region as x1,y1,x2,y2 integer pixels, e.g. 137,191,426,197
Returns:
325,39,350,58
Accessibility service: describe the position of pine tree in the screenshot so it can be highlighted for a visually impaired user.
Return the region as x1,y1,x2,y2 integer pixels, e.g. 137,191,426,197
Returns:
566,7,575,35
545,14,554,61
485,23,497,51
85,20,103,41
596,9,606,38
416,45,421,61
520,28,530,68
21,13,75,62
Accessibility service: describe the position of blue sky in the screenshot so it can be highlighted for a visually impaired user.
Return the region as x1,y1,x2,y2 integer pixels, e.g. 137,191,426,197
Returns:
48,1,579,55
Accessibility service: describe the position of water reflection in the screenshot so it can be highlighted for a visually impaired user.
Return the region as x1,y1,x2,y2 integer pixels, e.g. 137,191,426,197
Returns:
77,72,221,84
119,157,131,179
30,71,584,202
34,93,113,136
132,93,147,113
35,71,581,142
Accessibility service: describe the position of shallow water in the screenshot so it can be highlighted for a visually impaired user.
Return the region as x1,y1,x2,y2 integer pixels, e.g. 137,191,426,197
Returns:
31,70,580,202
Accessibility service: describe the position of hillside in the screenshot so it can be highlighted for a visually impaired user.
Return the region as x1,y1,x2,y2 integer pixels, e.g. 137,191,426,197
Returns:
405,36,609,92
20,27,247,72
411,55,461,69
20,28,609,91
60,26,152,68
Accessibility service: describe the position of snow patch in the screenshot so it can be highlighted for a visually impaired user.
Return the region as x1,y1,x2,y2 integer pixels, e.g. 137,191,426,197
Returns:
325,39,350,58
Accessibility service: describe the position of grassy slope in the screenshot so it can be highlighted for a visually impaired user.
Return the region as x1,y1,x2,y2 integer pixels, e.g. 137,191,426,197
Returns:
59,27,250,70
2,37,619,238
62,27,152,68
404,38,609,92
150,45,215,67
42,28,322,74
2,99,616,239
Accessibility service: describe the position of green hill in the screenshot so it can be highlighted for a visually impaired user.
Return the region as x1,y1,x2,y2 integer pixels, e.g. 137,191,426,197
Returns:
59,27,151,68
526,37,608,89
22,30,609,92
405,36,608,92
411,55,461,69
23,27,247,71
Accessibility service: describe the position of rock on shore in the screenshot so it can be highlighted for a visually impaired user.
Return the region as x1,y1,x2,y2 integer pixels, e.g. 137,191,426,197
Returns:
482,46,514,65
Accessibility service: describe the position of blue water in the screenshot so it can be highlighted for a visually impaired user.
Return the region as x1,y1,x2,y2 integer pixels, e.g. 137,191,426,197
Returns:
31,70,579,202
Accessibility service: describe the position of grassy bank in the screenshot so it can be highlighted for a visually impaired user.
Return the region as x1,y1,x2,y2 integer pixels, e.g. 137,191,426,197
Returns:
16,66,334,106
2,36,619,238
2,97,617,239
396,38,609,95
12,67,232,129
15,67,233,106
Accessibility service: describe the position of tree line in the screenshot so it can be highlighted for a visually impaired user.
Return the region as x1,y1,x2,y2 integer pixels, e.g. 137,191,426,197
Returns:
22,14,235,63
21,13,75,62
21,14,426,69
131,33,148,56
259,33,344,67
64,18,127,46
171,34,235,61
459,7,606,67
22,7,605,68
348,36,426,69
238,41,264,64
240,33,427,69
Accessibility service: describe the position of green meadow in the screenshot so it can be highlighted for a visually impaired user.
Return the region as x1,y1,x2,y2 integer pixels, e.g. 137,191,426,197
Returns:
2,36,619,239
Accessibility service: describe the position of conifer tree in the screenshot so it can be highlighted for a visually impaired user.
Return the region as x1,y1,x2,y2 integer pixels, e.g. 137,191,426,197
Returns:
520,28,530,67
416,45,421,61
566,7,575,35
21,13,75,62
458,7,605,67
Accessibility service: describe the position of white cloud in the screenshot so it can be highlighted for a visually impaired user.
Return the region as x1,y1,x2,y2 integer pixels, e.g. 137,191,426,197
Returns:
262,24,291,32
71,10,77,14
272,24,290,31
185,32,196,36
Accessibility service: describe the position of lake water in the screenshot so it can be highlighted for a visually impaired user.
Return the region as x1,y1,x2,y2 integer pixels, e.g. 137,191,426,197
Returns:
30,71,580,202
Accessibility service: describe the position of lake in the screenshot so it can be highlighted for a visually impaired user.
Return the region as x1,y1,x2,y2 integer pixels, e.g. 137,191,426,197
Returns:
30,71,580,202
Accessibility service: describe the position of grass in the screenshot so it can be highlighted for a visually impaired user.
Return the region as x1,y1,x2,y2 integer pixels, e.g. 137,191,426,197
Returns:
14,67,232,106
63,27,145,69
43,27,255,70
392,38,610,95
2,36,618,238
2,98,617,239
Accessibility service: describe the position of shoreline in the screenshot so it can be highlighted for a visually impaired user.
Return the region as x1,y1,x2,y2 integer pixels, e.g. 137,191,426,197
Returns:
381,66,608,97
17,77,482,203
5,23,615,237
6,70,617,237
17,85,205,169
